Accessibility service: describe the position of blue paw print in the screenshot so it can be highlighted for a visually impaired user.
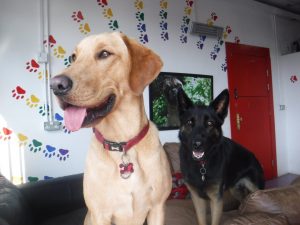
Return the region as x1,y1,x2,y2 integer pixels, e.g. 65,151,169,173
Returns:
161,31,169,41
55,113,63,121
218,38,224,46
137,23,146,32
180,34,187,44
43,145,56,158
182,16,190,25
221,63,227,72
160,21,168,30
210,52,217,60
196,41,204,49
200,35,206,42
214,44,220,53
139,33,148,44
181,25,188,34
57,148,70,161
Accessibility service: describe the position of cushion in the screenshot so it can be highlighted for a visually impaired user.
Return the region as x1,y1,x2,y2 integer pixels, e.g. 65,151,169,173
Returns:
222,212,289,225
239,185,300,224
163,142,181,172
168,173,189,200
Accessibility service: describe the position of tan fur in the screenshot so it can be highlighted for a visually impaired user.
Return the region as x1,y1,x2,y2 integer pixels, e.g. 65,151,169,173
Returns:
57,32,172,225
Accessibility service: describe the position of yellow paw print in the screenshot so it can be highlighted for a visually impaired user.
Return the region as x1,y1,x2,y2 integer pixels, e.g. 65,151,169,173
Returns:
207,18,214,27
26,95,40,108
134,0,144,10
160,0,168,9
53,46,66,58
223,32,228,40
79,23,91,35
103,8,113,19
18,133,28,146
184,6,192,15
38,71,43,80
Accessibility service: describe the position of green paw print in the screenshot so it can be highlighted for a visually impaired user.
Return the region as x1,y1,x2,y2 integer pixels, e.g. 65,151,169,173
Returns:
28,139,43,153
64,56,72,67
135,12,144,21
108,20,119,30
38,104,49,116
28,176,39,182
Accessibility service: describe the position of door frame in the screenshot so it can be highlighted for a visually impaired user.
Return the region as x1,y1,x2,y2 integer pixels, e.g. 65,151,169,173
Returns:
226,42,278,179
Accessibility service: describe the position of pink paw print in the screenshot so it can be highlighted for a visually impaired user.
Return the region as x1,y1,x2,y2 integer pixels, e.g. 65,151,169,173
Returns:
44,35,57,48
234,36,240,44
26,59,40,72
290,75,298,83
12,86,26,100
226,26,232,34
72,11,84,22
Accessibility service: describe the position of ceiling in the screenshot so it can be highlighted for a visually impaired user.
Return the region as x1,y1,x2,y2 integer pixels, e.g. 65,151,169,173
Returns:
253,0,300,15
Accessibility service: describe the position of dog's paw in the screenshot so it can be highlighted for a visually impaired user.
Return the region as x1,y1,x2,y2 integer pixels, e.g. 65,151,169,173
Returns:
72,11,84,23
79,23,91,35
28,139,43,153
53,46,66,58
12,86,26,100
26,95,40,108
43,145,56,158
103,8,113,19
108,20,119,30
135,12,144,21
57,148,70,161
159,10,167,20
26,59,40,73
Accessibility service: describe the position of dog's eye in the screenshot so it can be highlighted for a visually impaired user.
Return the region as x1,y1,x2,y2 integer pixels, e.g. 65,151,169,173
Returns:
97,50,111,59
70,53,76,62
186,120,193,126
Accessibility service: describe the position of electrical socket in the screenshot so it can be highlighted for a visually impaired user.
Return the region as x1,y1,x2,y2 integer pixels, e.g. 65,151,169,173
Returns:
44,121,62,131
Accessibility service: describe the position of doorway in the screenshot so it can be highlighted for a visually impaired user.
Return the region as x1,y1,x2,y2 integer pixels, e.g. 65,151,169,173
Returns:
226,42,277,180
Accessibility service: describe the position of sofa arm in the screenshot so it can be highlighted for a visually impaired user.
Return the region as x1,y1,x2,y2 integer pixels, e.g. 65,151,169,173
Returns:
19,173,86,222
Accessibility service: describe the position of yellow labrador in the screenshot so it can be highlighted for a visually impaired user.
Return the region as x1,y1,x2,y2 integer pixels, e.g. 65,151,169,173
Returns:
50,32,172,225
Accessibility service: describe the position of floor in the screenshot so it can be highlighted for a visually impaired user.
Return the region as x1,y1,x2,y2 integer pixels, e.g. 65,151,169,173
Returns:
265,173,299,189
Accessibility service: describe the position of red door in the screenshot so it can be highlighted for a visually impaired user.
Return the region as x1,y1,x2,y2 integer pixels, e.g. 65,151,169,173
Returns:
226,42,277,180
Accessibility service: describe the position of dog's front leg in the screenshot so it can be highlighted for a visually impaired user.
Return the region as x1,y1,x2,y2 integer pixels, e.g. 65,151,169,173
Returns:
146,203,165,225
207,185,223,225
84,211,112,225
186,184,207,225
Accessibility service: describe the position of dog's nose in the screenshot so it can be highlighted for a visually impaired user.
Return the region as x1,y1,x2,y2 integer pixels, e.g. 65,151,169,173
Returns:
50,75,73,96
192,141,202,150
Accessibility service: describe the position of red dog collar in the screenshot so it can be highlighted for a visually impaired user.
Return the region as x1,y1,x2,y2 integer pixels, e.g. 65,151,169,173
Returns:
93,122,150,152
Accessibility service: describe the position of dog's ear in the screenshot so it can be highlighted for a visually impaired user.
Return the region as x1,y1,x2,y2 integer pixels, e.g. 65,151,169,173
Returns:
122,34,163,95
177,88,194,117
209,89,229,122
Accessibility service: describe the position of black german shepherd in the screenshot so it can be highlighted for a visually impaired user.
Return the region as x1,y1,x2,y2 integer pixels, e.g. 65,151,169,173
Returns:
177,88,264,225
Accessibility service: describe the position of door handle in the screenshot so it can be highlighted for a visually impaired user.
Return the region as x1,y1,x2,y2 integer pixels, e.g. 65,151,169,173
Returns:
236,113,243,131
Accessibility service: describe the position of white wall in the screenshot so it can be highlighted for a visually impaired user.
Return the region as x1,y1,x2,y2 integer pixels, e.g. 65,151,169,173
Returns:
280,52,300,174
0,0,299,181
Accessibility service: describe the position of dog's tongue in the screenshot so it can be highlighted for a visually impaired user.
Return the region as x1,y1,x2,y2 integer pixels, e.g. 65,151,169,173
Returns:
64,106,87,132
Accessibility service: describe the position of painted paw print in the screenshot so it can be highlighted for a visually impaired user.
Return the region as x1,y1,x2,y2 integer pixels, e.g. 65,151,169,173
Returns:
64,56,72,67
196,41,204,50
44,176,54,180
290,75,298,83
103,8,113,19
221,62,227,72
181,25,188,34
37,71,43,80
137,23,146,32
55,113,70,134
28,176,39,182
207,18,214,26
134,0,144,10
226,26,232,34
139,33,148,44
160,0,168,9
214,44,220,53
26,95,40,108
184,7,192,16
108,20,119,30
79,23,91,35
26,59,40,72
38,104,49,116
28,139,43,153
161,31,169,41
18,133,28,146
2,127,12,141
160,21,168,31
223,31,228,40
12,86,26,100
97,0,108,7
234,36,240,44
135,12,144,22
44,35,56,48
53,46,66,58
210,52,217,60
180,34,187,44
159,10,167,20
43,145,56,158
211,12,218,21
218,38,224,46
186,0,194,7
182,16,190,25
72,11,84,22
57,148,70,161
